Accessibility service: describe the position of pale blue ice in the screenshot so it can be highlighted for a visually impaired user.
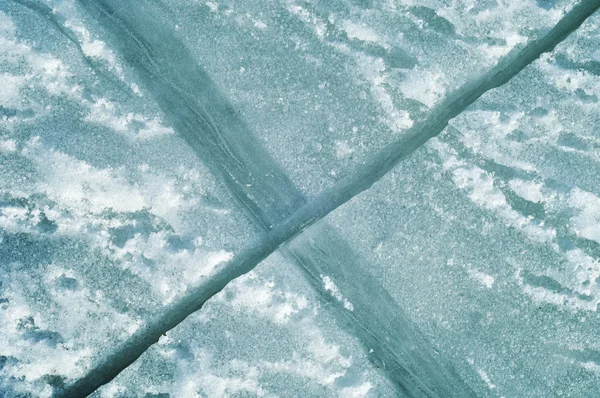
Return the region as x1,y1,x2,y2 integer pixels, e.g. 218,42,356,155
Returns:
1,1,600,397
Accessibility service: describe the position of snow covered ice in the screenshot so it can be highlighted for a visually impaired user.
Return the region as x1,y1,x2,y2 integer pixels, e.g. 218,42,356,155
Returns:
1,0,600,397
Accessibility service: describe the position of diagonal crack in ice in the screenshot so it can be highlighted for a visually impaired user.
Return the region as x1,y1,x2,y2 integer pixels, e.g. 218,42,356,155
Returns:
26,0,479,396
39,0,600,396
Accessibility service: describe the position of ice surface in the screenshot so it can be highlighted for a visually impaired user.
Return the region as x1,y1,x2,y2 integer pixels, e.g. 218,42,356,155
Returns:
325,11,600,397
54,1,475,396
0,4,262,395
1,0,600,397
94,253,395,397
154,0,575,197
0,1,392,396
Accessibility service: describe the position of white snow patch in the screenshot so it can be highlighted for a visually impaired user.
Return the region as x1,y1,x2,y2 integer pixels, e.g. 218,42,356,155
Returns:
451,166,555,243
334,141,354,159
86,98,174,141
205,1,219,13
340,382,373,397
23,138,146,214
221,273,310,324
399,69,447,107
508,179,545,203
254,20,267,30
468,269,495,289
569,188,600,244
64,19,124,78
321,275,354,311
0,139,17,152
342,21,383,44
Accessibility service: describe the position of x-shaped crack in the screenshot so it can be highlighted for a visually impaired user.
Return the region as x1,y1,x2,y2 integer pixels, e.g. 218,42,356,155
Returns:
13,0,598,396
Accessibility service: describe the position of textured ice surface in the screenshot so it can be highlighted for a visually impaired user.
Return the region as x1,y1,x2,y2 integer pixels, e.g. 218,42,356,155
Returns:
1,0,600,397
0,4,256,395
94,253,395,397
326,11,600,398
0,1,392,396
155,0,575,197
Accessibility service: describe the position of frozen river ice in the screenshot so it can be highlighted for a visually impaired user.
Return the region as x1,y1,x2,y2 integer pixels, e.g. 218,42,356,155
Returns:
1,0,600,397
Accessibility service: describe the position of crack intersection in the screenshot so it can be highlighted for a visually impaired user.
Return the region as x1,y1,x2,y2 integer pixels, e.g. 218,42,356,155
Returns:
8,0,599,397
